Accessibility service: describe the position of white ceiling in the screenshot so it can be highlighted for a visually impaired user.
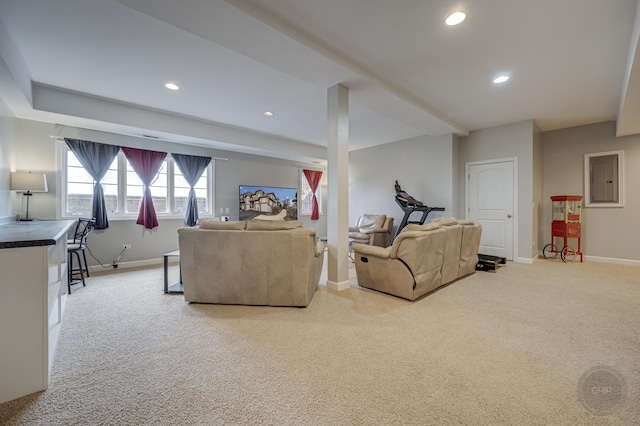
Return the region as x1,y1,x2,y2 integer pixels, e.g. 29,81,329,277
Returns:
0,0,639,163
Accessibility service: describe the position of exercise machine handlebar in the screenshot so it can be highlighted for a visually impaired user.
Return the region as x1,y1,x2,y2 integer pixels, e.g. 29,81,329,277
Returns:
391,180,445,243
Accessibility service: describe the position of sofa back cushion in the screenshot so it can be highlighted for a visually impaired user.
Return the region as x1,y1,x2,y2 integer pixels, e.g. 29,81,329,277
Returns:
246,220,303,230
434,220,463,284
459,223,482,277
401,222,440,233
356,214,386,232
199,220,246,230
432,217,458,227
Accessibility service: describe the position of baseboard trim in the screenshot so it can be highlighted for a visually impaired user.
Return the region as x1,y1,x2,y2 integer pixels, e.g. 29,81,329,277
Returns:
583,255,640,267
89,257,178,273
533,253,640,266
515,257,534,264
326,280,350,291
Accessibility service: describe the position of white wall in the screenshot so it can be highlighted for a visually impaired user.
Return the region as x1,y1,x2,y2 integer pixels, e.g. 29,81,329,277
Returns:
349,134,455,233
533,123,544,258
542,121,640,263
6,117,327,269
459,120,535,261
0,101,16,219
11,119,60,218
213,150,327,235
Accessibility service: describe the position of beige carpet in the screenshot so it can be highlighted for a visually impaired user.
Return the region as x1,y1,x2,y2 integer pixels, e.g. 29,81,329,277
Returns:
1,258,639,425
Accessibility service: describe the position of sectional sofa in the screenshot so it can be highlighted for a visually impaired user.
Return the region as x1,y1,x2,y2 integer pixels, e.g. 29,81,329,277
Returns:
352,218,482,300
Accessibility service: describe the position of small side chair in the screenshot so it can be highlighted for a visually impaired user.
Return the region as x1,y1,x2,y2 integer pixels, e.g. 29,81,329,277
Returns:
68,217,96,294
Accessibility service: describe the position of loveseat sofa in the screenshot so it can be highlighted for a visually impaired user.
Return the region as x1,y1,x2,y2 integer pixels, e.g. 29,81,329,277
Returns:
178,220,325,307
352,218,482,300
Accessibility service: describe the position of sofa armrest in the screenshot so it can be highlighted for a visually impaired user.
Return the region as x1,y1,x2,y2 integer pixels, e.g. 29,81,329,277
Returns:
314,241,326,257
352,244,391,259
366,228,390,234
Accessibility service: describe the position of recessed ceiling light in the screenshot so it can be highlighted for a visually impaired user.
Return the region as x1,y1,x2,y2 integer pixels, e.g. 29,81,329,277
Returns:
164,83,180,91
493,75,510,84
445,12,466,26
264,111,274,117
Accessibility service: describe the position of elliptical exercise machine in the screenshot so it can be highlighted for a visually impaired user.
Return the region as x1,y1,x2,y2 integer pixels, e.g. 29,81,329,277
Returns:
391,180,445,243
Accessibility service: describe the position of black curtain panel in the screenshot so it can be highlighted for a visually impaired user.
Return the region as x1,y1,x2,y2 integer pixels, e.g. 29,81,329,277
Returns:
172,153,211,226
64,138,121,229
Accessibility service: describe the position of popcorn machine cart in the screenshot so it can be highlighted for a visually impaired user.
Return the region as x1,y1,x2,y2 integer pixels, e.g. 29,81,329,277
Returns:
543,195,583,262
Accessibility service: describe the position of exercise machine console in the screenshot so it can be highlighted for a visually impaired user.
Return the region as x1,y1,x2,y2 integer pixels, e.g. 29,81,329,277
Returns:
391,180,445,243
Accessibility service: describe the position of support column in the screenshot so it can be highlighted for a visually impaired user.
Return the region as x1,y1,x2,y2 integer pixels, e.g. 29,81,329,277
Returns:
326,84,350,291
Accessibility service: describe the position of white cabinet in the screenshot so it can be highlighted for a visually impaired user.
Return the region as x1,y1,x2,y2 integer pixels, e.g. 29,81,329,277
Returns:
0,220,74,404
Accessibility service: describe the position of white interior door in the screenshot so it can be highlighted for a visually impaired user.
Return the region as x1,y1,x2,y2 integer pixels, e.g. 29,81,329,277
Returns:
467,160,515,260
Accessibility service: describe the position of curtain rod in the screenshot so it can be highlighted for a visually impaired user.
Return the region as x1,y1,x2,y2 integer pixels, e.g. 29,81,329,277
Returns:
50,135,229,161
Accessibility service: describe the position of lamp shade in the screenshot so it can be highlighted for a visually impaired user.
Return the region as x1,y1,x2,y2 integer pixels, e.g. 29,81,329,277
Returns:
10,172,48,193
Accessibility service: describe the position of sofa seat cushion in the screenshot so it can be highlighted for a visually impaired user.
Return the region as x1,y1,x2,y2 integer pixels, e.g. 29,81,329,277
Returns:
349,231,371,240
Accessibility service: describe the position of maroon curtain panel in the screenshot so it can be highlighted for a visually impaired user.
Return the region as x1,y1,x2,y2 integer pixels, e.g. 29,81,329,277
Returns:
121,147,167,229
303,169,322,220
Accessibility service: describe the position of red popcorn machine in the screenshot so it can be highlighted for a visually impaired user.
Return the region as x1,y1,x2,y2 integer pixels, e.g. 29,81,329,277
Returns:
543,195,583,262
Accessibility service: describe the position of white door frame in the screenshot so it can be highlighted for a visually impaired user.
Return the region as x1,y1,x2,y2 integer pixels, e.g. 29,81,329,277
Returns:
465,157,518,261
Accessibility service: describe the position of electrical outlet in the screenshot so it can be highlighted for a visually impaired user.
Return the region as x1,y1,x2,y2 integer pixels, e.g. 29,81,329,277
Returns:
219,207,223,214
123,244,132,249
225,207,230,213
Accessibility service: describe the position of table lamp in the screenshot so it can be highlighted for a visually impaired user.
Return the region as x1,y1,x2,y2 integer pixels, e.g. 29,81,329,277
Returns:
10,171,48,221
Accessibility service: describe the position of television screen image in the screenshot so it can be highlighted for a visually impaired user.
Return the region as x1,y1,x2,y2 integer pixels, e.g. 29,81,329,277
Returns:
239,185,298,221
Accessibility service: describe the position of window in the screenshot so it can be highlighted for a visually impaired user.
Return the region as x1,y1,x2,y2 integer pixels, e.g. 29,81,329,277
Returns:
62,145,213,219
174,166,209,214
65,149,119,216
300,170,323,216
125,159,168,214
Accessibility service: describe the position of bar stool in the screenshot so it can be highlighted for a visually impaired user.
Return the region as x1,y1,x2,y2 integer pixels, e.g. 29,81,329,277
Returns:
68,217,96,294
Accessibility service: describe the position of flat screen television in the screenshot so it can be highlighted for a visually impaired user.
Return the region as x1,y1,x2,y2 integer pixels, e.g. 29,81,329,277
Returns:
239,185,298,221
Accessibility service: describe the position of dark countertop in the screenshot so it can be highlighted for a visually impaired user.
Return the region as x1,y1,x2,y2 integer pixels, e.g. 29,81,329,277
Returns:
0,220,75,249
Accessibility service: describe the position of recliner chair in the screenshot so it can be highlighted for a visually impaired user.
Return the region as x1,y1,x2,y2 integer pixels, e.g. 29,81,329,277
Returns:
348,214,394,248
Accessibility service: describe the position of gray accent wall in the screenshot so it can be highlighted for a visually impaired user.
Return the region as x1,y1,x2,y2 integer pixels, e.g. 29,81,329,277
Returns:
459,120,535,261
4,112,637,266
349,134,456,234
533,123,544,258
0,103,16,218
5,117,327,269
542,121,640,262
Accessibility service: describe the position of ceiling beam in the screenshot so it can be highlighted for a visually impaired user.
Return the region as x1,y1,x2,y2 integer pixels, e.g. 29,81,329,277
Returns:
617,0,640,137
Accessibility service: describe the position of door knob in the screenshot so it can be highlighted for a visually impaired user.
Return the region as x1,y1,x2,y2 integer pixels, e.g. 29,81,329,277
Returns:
507,214,512,218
